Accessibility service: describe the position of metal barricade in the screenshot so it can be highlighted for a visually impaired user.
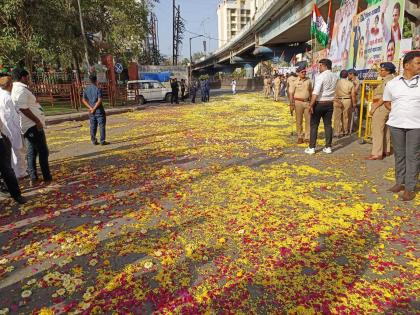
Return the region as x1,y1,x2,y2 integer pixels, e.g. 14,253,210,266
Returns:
358,80,381,144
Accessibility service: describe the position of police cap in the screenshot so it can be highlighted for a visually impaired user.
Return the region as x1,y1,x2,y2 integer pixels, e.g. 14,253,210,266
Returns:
296,65,306,73
379,62,396,74
347,69,358,75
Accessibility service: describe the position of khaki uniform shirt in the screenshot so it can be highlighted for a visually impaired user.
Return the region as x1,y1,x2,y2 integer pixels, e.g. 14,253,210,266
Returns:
352,78,360,95
274,77,281,88
373,74,394,99
335,79,354,98
287,76,297,92
292,77,312,100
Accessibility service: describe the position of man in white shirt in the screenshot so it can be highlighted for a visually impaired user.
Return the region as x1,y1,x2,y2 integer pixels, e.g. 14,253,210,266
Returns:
11,68,52,187
0,75,26,204
231,79,237,95
0,75,27,179
305,59,338,155
383,51,420,201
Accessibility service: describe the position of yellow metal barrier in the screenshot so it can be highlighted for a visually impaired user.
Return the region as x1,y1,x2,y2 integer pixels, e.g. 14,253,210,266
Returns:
358,80,381,144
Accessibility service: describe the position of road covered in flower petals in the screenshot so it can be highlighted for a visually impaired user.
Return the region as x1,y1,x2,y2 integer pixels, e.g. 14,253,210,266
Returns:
0,93,418,314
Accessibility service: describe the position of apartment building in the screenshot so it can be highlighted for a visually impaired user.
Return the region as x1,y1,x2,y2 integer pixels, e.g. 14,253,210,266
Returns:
217,0,251,47
217,0,270,47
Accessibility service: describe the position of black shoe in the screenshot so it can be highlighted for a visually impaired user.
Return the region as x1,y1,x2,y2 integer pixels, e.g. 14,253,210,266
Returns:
0,183,8,193
43,179,53,186
92,140,99,145
14,196,27,205
100,141,110,146
29,178,41,187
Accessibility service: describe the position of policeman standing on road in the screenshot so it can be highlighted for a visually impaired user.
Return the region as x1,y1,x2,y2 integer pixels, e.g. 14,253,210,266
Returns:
348,69,361,128
263,75,270,98
289,65,312,144
333,70,356,137
365,62,395,160
286,72,298,101
273,74,281,102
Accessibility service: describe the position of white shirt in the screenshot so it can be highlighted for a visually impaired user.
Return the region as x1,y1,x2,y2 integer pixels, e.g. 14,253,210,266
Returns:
11,82,45,134
0,88,23,149
384,74,420,129
0,115,3,139
313,70,338,101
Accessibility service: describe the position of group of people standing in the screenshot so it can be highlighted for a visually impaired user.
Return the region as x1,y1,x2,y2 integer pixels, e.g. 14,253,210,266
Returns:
284,52,419,202
0,69,53,204
263,74,289,101
170,78,210,104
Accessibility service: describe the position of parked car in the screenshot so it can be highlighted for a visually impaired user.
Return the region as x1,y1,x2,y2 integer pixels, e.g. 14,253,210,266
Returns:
127,80,172,104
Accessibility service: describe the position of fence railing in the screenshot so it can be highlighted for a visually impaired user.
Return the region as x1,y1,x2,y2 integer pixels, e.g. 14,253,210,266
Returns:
29,82,138,114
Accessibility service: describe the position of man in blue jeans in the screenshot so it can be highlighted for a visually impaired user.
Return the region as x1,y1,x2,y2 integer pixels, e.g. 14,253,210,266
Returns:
12,68,52,187
82,75,109,145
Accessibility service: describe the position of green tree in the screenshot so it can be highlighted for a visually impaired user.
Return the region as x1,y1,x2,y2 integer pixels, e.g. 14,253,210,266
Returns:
0,0,156,70
403,18,412,38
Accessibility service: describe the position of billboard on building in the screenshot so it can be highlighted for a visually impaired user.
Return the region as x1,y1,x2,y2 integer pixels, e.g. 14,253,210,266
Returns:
328,0,359,72
349,0,405,73
308,48,329,80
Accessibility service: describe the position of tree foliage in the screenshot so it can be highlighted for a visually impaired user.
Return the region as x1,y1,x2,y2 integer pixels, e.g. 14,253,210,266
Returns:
0,0,155,68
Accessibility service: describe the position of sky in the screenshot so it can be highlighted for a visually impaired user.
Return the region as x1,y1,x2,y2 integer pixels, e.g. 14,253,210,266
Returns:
153,0,220,59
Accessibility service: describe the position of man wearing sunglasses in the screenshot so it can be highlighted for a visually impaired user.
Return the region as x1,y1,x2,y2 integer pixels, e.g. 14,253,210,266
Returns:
383,51,420,201
305,59,338,155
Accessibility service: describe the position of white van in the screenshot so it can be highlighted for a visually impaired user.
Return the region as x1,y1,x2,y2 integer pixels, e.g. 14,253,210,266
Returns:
127,80,172,104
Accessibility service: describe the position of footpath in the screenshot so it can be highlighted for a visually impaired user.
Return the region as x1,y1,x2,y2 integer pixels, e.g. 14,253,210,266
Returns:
45,104,146,126
45,88,240,126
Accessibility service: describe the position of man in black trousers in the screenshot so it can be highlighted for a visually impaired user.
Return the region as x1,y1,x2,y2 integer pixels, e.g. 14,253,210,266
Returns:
0,85,26,204
170,78,179,104
305,58,338,155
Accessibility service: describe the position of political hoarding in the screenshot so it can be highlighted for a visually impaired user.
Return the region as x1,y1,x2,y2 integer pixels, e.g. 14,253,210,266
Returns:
328,0,358,72
308,48,329,81
349,0,405,73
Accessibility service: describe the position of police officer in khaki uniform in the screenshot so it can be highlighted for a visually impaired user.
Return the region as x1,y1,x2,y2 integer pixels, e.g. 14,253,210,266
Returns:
290,65,312,144
263,75,270,97
348,69,360,99
365,62,396,160
273,74,282,101
333,70,356,137
286,73,298,100
348,69,361,130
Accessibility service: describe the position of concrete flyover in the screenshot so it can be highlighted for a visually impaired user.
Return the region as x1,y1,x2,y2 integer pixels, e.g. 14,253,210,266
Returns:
192,0,341,74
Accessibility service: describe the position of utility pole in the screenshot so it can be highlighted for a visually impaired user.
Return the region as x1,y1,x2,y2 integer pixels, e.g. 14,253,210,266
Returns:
76,0,90,72
148,13,159,65
189,34,204,87
173,0,176,65
172,1,184,65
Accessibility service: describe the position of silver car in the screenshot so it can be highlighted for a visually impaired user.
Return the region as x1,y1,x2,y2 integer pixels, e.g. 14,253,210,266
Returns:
127,80,172,104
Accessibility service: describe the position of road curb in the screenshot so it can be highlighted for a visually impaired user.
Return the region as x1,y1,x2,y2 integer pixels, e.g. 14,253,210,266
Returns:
45,105,146,126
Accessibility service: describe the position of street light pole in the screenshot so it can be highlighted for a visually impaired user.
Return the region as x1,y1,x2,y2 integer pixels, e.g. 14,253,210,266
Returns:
77,0,91,73
189,34,204,87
